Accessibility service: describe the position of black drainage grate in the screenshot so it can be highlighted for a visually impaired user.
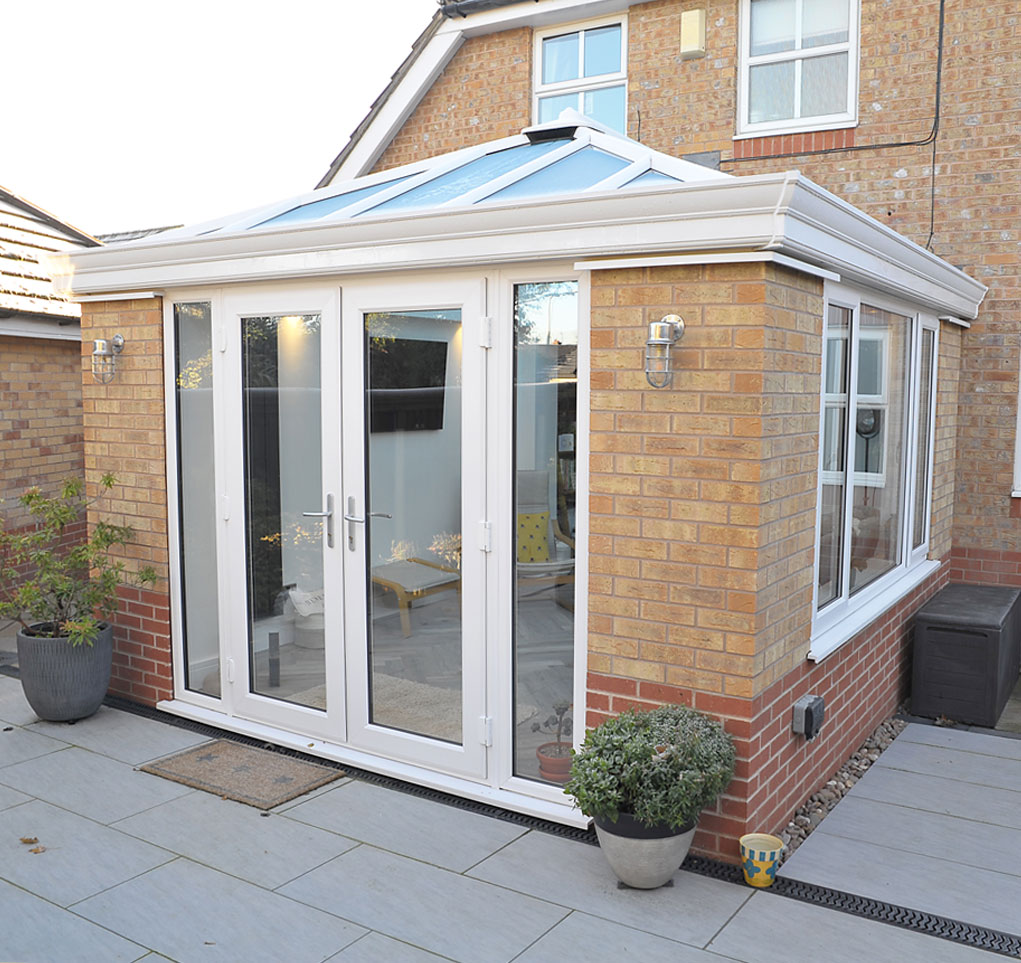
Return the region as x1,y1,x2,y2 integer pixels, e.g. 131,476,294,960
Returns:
684,855,1021,958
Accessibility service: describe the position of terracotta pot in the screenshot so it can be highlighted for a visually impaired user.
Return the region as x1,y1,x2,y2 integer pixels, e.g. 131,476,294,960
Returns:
536,741,573,783
593,811,696,889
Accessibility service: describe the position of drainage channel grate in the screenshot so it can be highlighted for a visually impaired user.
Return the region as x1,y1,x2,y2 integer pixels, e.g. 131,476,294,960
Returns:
685,855,1021,958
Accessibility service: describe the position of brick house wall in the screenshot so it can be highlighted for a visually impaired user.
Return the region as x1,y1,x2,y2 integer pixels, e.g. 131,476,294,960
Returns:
80,298,173,705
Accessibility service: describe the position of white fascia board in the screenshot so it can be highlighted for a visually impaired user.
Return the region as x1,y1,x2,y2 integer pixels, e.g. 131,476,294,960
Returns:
0,317,81,341
773,177,988,320
438,0,641,38
327,30,465,183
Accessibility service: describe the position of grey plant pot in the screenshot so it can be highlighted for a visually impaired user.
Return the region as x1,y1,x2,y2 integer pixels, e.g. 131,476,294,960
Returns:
594,812,697,889
16,623,113,722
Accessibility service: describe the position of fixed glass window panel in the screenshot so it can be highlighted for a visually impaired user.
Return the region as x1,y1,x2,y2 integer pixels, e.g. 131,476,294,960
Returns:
803,0,850,48
485,146,629,201
255,176,414,228
857,334,883,397
174,302,220,696
538,92,579,124
543,31,579,84
360,140,565,216
849,306,910,596
364,310,463,743
749,61,795,124
583,84,626,132
513,281,579,784
818,305,850,609
801,53,848,118
584,24,622,76
242,314,326,709
750,0,796,56
913,329,935,549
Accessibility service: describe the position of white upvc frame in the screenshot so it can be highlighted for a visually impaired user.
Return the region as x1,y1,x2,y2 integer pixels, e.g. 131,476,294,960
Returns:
736,0,860,138
810,281,940,661
533,15,628,133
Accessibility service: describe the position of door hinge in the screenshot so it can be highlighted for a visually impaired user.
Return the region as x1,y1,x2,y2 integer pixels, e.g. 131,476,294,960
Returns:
216,324,227,353
225,658,235,684
479,520,492,553
220,495,230,521
480,315,493,349
480,715,493,747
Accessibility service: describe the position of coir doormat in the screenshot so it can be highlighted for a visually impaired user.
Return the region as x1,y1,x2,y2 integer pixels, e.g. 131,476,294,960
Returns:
141,739,344,809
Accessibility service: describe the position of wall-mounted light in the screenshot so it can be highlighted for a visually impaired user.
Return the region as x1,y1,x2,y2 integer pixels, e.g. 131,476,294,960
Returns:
91,334,124,384
645,315,684,388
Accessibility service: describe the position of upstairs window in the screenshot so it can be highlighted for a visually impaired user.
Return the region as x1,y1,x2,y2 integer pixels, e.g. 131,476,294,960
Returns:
534,19,627,134
738,0,858,136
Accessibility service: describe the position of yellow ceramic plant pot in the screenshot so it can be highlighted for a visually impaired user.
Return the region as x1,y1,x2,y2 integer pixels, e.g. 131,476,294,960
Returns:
739,833,784,887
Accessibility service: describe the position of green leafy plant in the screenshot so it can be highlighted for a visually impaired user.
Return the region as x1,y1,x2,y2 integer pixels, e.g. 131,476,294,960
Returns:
565,704,736,831
0,475,157,647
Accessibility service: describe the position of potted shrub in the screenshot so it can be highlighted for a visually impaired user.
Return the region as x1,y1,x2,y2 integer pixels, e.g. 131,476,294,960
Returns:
0,475,156,722
565,703,736,888
532,701,572,783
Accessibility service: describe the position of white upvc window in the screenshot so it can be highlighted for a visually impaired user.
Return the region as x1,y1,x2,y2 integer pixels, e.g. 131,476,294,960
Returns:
533,17,627,134
812,283,939,659
737,0,859,137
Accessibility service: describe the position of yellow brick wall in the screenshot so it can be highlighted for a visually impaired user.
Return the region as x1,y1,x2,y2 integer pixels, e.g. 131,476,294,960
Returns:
589,262,824,700
929,322,962,560
0,335,83,528
81,299,169,583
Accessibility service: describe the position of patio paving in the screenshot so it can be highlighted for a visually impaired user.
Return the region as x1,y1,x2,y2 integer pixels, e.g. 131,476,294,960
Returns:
0,674,1005,962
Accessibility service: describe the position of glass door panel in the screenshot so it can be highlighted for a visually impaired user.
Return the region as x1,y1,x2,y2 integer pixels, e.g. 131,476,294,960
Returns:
341,279,485,779
366,310,464,742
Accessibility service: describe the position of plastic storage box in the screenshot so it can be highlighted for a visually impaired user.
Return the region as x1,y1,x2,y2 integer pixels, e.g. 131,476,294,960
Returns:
911,584,1021,727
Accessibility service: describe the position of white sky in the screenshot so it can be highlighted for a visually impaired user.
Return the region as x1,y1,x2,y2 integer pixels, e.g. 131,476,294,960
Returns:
5,1,435,236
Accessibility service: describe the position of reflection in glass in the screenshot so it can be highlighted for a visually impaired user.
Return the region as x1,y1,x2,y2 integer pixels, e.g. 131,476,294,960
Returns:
913,329,935,548
365,310,463,743
583,85,626,132
543,32,579,84
818,306,850,609
538,92,577,125
750,0,796,56
849,306,910,595
513,281,579,783
584,24,622,77
803,0,850,48
242,314,326,709
174,302,220,695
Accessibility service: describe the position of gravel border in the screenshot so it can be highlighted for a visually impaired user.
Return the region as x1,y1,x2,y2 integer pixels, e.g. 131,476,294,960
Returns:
779,714,908,858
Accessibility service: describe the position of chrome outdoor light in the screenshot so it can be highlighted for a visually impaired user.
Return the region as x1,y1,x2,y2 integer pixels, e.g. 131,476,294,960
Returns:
645,315,684,387
91,334,124,384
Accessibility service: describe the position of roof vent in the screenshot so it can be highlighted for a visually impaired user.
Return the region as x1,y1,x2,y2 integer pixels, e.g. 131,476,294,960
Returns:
523,108,620,143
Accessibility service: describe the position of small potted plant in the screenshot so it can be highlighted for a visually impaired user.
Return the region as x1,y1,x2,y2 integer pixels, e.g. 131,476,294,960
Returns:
0,475,156,722
532,701,572,782
565,703,736,888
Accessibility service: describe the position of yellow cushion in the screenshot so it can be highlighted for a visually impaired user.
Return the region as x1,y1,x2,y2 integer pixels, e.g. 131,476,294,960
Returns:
517,512,551,563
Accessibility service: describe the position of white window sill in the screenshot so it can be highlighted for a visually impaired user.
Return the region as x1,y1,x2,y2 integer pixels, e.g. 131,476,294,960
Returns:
733,119,858,141
808,559,941,662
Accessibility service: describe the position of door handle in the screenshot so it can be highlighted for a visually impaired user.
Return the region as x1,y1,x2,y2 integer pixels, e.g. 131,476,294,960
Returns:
344,496,363,551
302,493,334,548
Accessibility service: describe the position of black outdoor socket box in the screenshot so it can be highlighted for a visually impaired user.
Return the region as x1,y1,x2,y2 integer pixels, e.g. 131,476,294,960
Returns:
912,584,1021,728
792,694,825,740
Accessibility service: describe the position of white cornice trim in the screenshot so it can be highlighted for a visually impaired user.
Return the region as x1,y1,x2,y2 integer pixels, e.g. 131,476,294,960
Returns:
327,30,464,183
75,291,164,303
0,318,80,341
574,250,841,281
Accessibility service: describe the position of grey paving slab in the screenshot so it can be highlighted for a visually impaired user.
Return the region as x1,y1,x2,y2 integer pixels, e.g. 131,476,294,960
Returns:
0,780,30,810
0,723,67,767
849,764,1021,830
74,856,368,963
899,721,1021,761
279,844,568,963
813,794,1021,878
0,877,149,962
29,705,211,765
0,745,192,823
114,789,359,889
285,779,526,872
515,911,733,962
467,829,749,947
328,932,449,962
876,738,1021,791
708,890,997,963
0,674,39,726
0,799,173,905
779,831,1021,935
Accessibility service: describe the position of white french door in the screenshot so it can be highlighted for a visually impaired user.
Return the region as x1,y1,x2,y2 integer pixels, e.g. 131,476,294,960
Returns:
340,277,488,779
